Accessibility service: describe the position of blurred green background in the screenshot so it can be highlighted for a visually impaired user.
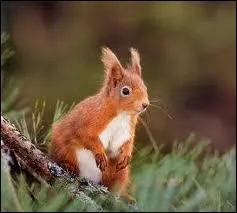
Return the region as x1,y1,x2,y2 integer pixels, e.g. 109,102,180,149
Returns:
2,1,236,153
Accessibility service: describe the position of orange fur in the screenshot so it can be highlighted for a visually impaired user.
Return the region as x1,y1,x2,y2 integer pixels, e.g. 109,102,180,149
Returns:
50,47,149,202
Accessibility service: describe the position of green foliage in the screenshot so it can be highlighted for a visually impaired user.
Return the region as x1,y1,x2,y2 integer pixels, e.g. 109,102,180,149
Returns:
53,100,76,124
1,32,14,69
1,33,30,121
132,138,236,212
1,157,22,211
13,100,75,152
1,78,30,121
14,100,48,149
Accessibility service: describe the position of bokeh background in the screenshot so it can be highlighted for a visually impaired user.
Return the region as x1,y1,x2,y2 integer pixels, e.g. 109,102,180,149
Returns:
2,1,236,153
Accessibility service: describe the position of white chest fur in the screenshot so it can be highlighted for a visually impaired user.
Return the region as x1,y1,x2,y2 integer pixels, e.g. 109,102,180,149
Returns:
99,112,131,157
76,112,131,183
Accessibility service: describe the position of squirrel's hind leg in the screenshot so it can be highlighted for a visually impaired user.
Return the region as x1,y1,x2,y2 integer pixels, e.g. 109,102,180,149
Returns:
103,166,136,204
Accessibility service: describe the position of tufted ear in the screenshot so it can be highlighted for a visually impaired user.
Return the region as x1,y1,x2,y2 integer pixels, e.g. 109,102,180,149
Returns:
130,47,141,76
101,47,124,88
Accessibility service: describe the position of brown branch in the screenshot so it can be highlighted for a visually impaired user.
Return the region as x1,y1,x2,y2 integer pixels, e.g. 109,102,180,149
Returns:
1,115,66,181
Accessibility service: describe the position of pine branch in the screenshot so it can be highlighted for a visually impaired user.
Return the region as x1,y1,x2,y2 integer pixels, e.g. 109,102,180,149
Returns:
1,115,139,211
1,115,62,181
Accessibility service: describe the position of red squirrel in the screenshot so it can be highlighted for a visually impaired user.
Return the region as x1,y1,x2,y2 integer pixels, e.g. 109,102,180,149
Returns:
50,47,149,201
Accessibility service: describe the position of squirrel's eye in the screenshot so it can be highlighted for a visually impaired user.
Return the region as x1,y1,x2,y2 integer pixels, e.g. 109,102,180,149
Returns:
121,86,131,96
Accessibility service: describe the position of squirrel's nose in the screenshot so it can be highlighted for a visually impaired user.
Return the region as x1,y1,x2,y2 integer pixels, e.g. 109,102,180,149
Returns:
142,103,149,110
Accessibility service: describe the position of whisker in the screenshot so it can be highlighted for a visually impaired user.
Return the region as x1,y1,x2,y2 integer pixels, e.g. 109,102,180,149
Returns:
150,98,161,102
149,104,173,120
150,97,168,108
146,109,151,126
150,97,163,102
138,117,159,154
150,96,169,107
150,100,163,104
142,108,151,129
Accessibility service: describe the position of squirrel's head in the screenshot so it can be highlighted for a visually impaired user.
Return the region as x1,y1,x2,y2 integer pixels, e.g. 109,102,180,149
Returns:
101,47,149,115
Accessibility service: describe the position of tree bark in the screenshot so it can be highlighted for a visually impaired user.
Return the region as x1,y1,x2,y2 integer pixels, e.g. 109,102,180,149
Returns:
1,115,66,181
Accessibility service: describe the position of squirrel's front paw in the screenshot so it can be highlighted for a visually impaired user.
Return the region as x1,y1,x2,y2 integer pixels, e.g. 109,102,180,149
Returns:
95,153,108,171
116,155,131,171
